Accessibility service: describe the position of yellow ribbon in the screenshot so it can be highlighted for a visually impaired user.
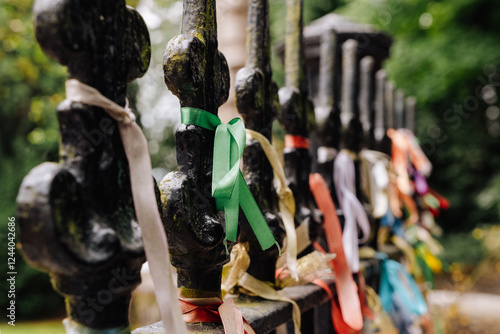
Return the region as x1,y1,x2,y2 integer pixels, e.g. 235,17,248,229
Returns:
246,129,299,280
365,286,398,334
239,273,301,334
391,235,417,275
222,244,301,334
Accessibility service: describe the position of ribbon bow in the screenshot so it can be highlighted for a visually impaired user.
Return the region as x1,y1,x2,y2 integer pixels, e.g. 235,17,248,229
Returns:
333,150,371,273
181,107,278,251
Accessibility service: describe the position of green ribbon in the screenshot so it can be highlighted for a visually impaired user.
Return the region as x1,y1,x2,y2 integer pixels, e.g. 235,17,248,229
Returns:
181,107,279,251
415,243,435,288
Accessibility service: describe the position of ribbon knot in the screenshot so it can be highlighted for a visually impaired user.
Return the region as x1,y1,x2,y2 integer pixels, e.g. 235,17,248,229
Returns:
180,297,256,334
212,118,245,213
181,107,278,251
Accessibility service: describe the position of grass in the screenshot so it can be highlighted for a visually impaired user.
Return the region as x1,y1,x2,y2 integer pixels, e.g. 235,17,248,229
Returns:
0,318,66,334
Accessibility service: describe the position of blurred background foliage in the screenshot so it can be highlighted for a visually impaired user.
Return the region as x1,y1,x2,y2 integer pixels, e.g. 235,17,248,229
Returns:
0,0,499,321
0,0,66,319
334,0,500,233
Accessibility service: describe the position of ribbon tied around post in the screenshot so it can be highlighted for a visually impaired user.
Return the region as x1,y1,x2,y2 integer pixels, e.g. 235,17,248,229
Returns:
333,150,371,274
65,79,188,334
246,129,299,280
181,107,279,252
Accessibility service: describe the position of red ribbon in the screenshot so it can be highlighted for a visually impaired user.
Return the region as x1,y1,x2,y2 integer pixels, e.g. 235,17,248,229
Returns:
179,298,222,323
312,278,361,334
429,188,450,210
285,135,310,149
179,298,255,334
311,276,373,333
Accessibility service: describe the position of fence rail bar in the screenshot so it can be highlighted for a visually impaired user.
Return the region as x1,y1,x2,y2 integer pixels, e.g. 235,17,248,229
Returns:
131,254,403,334
133,277,336,334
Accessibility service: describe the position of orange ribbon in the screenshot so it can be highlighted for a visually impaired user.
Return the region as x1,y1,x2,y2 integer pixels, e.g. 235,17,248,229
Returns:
309,173,363,332
387,129,433,224
285,135,310,149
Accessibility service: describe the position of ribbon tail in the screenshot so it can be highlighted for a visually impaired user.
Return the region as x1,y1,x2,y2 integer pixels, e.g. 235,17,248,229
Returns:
279,199,299,281
350,196,371,245
379,259,395,314
238,173,279,251
212,124,232,198
219,299,255,334
312,278,361,334
245,129,296,274
342,201,359,274
239,273,301,334
309,174,363,331
119,123,188,334
225,180,240,243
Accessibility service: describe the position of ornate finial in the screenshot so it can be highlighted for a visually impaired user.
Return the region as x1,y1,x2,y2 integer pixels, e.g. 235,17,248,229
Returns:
279,0,322,254
405,96,416,132
359,56,375,148
384,80,395,130
235,0,285,282
340,39,363,151
279,0,316,136
18,0,150,330
394,89,405,129
374,69,387,149
316,30,341,149
314,30,341,206
160,0,231,297
163,0,229,112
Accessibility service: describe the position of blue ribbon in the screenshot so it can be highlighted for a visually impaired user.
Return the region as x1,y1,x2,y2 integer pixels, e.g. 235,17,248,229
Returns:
379,258,428,317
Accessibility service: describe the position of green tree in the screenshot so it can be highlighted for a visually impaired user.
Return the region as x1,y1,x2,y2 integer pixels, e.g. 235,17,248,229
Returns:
0,0,66,318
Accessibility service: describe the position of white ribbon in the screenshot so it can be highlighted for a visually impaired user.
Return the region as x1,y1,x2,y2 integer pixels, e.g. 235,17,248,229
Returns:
333,150,371,273
65,79,188,334
359,149,390,219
